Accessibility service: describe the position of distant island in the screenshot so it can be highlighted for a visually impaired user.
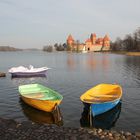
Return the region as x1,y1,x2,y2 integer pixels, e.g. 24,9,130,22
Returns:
0,46,22,51
43,27,140,56
1,27,140,55
23,48,41,51
43,33,110,53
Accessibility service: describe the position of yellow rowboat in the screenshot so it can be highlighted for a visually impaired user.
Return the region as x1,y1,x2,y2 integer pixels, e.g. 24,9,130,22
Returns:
80,84,122,116
19,84,63,112
20,99,63,126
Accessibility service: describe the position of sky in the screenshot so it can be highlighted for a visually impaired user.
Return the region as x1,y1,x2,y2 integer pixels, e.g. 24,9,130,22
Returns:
0,0,140,48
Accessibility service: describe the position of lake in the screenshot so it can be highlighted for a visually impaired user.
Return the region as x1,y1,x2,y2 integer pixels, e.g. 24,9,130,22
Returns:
0,51,140,132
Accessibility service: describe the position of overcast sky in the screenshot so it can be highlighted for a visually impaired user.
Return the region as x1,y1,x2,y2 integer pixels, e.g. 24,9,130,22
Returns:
0,0,140,48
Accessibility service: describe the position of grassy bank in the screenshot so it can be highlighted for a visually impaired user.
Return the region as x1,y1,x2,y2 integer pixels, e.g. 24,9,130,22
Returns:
125,52,140,56
111,51,140,56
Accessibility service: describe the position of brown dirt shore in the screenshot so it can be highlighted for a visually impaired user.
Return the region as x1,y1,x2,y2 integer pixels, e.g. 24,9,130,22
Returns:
0,118,140,140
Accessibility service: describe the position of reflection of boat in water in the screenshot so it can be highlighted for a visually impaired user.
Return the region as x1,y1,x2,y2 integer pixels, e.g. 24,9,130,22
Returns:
20,99,63,126
11,76,47,86
80,102,121,130
11,74,47,78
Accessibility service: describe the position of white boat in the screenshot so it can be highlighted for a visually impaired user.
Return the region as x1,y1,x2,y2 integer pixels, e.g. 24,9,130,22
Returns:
9,65,50,77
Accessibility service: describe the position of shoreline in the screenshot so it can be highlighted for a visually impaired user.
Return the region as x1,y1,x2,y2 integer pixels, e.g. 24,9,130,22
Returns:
0,118,139,140
111,51,140,56
0,49,140,56
125,52,140,56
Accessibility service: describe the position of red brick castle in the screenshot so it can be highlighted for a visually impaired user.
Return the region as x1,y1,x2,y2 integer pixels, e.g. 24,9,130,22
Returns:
66,33,110,52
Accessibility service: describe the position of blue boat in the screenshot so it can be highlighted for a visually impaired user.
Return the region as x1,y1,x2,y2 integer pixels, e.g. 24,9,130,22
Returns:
80,84,122,116
80,102,121,129
91,99,120,116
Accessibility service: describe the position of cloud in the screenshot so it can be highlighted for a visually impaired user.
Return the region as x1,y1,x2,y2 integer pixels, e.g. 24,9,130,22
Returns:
0,0,140,48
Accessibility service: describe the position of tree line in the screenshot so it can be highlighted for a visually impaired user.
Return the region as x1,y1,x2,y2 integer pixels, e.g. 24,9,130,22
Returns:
111,28,140,52
43,43,67,52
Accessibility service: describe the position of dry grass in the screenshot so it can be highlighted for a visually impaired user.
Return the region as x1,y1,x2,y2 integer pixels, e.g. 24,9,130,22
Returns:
126,52,140,56
111,51,140,56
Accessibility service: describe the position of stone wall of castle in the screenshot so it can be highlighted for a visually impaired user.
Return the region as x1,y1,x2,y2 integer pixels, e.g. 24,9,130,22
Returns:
66,33,110,52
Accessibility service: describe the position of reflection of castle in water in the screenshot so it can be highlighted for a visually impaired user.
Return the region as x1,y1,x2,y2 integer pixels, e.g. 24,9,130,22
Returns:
19,99,63,126
66,53,110,71
80,102,121,130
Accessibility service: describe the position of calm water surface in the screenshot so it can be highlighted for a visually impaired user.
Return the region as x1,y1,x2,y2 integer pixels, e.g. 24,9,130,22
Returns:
0,51,140,132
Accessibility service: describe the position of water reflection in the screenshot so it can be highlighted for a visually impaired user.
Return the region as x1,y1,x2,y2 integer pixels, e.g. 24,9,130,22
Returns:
101,55,110,71
66,53,110,72
123,56,140,85
19,99,63,126
11,74,47,78
66,54,75,70
80,102,121,130
11,76,47,85
86,54,110,72
87,54,97,70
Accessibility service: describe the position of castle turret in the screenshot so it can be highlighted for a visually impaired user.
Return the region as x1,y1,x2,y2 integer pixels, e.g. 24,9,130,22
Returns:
85,38,92,46
103,34,110,47
90,33,96,45
67,34,75,47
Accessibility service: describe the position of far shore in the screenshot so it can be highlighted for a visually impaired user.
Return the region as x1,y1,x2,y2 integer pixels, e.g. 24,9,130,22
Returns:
111,51,140,56
0,47,140,57
125,52,140,56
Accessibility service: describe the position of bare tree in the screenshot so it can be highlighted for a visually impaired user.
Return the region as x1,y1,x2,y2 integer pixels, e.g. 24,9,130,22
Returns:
111,27,140,52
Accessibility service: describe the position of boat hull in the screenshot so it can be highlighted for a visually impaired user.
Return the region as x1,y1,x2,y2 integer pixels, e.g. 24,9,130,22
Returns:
91,99,120,116
11,70,47,77
80,102,121,129
21,96,62,112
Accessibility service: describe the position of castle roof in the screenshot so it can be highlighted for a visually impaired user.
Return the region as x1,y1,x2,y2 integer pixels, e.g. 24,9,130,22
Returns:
90,33,96,38
97,38,103,41
92,33,96,37
67,34,74,41
103,34,110,41
85,38,91,43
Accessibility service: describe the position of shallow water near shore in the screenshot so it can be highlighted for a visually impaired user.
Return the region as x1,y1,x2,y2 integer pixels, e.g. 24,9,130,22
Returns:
0,51,140,132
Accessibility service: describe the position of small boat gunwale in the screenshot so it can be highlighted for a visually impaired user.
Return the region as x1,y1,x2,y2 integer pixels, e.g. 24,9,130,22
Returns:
80,84,122,104
82,98,121,104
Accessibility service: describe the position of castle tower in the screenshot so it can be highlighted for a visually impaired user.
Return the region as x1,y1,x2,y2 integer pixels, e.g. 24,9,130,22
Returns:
67,34,75,47
103,34,110,47
103,34,110,51
90,33,96,45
